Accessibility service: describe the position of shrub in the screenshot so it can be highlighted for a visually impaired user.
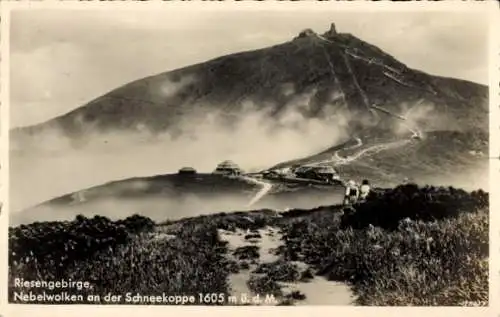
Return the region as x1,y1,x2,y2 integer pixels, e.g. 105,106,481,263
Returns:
8,215,137,280
300,268,314,281
233,246,260,260
247,275,283,297
341,184,488,230
253,261,300,282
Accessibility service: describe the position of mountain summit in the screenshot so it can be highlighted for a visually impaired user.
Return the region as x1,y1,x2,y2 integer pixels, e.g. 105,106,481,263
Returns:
10,24,490,214
12,23,488,144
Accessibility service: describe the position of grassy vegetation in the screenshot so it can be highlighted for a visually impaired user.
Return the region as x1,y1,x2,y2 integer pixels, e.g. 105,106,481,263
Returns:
9,215,231,304
8,184,488,306
282,210,488,305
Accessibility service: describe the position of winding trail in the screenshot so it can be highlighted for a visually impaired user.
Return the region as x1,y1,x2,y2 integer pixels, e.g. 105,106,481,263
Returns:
311,137,362,166
314,33,420,166
335,139,411,165
247,33,424,194
312,136,410,168
307,101,424,168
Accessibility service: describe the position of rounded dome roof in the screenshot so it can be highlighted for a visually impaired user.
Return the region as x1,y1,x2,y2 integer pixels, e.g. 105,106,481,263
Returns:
216,160,240,169
314,166,337,174
179,166,196,173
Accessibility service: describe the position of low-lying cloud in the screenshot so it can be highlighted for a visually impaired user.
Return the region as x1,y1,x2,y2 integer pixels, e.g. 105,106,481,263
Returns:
10,100,350,213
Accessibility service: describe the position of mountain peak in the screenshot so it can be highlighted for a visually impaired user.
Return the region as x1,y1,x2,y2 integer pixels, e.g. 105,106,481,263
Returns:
12,24,488,144
294,23,339,41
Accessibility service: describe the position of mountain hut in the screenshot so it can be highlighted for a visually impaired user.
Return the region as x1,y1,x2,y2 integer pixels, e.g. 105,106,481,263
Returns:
178,167,197,175
294,165,339,183
213,160,243,176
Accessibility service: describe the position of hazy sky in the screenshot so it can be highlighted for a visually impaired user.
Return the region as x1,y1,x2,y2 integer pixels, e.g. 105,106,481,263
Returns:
9,8,490,128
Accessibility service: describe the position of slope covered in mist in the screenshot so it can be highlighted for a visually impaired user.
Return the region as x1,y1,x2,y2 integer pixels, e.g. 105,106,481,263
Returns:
10,24,489,216
12,24,488,146
13,172,346,226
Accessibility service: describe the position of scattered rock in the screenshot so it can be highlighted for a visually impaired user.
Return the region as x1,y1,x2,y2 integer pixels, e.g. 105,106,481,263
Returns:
285,290,307,301
239,261,250,270
245,233,262,240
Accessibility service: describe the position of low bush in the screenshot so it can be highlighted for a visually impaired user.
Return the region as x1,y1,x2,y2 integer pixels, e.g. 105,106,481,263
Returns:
253,261,300,282
233,246,260,260
341,183,488,230
247,275,283,298
9,214,144,278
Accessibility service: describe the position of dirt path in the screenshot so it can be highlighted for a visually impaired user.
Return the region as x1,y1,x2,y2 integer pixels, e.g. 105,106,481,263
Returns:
306,134,416,172
306,33,423,171
335,139,411,166
312,136,407,167
241,176,274,207
311,137,363,167
218,226,356,306
307,102,423,169
218,227,282,305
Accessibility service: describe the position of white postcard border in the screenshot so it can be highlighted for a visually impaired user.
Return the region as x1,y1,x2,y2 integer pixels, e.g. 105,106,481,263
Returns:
0,1,498,316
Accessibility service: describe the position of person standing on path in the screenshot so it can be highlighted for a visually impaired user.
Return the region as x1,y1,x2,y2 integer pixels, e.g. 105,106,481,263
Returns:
343,179,359,206
359,179,371,202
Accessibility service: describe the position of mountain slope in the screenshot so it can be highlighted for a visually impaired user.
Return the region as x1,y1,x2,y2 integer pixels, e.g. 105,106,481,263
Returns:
11,173,258,225
12,172,346,226
12,24,488,145
10,24,489,215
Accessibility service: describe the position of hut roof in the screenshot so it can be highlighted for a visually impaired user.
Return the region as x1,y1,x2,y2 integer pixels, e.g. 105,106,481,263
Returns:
178,167,197,174
216,160,240,170
314,166,338,174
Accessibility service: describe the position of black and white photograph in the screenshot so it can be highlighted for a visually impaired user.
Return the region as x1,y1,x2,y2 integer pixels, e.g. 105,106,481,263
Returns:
3,2,495,307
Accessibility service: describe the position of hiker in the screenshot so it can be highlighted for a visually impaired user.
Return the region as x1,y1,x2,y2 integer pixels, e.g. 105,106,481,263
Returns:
343,179,359,206
359,179,371,202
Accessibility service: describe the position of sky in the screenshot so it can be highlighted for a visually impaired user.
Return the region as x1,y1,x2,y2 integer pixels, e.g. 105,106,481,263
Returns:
9,8,490,128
